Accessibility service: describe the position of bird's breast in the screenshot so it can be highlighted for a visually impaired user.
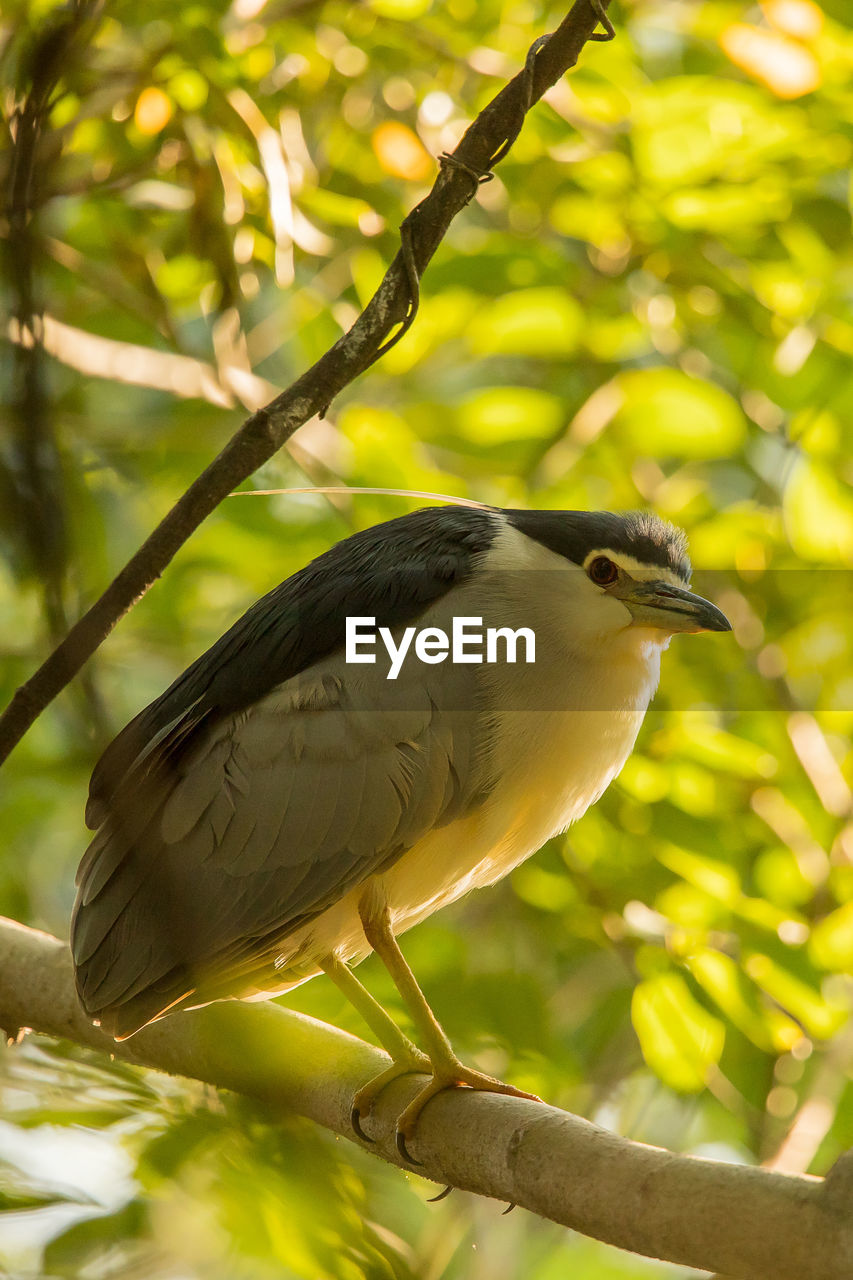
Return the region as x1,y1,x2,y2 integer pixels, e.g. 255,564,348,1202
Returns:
265,686,653,984
376,627,662,932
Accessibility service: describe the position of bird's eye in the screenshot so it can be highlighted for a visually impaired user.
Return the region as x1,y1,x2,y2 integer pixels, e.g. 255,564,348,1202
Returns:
588,556,618,586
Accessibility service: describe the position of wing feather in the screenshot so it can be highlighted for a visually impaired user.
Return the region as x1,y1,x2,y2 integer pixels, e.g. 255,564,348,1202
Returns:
72,645,485,1035
85,505,496,827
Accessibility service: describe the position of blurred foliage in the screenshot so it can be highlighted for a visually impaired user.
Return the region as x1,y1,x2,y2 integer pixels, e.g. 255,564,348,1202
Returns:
1,0,853,1276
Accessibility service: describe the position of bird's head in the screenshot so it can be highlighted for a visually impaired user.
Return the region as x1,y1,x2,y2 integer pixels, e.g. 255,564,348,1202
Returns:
504,508,731,639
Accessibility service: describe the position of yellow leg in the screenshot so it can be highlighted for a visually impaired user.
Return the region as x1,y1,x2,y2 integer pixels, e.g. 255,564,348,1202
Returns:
319,953,430,1141
319,952,428,1064
358,888,540,1163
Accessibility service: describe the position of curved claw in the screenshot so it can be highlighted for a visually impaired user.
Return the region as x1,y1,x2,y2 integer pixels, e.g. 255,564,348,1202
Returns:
396,1128,424,1166
427,1184,453,1203
502,1202,516,1215
349,1056,430,1146
351,1106,374,1144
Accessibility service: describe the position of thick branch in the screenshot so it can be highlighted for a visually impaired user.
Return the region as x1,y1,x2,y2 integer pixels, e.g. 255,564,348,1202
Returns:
2,918,851,1280
0,0,611,766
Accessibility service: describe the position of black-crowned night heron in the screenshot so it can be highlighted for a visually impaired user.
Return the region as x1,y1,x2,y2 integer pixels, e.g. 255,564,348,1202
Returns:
72,506,730,1157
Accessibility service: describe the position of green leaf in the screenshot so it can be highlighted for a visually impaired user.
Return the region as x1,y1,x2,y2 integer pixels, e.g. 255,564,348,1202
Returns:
784,458,853,561
686,949,777,1051
369,0,432,16
299,188,373,228
613,368,747,459
810,903,853,971
744,953,849,1039
664,182,790,232
632,973,725,1091
457,386,563,444
466,287,584,358
657,845,740,903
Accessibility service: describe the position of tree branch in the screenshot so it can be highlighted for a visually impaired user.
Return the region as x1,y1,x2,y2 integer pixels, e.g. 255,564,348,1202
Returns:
2,917,851,1280
0,0,613,767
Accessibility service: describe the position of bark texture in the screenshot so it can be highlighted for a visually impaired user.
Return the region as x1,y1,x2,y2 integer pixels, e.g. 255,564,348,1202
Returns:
2,917,852,1280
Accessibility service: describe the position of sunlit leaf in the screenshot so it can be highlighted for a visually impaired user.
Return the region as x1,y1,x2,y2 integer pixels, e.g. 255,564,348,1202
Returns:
457,386,563,444
369,0,432,16
656,882,721,929
613,369,747,459
299,188,374,228
686,949,776,1050
371,121,433,181
753,846,814,908
664,182,790,232
512,864,577,912
134,86,174,134
633,79,802,186
720,25,820,100
657,846,740,904
676,726,776,780
169,69,209,111
784,458,853,562
744,953,848,1039
466,287,584,358
810,903,853,971
617,754,669,803
762,0,824,40
632,973,725,1091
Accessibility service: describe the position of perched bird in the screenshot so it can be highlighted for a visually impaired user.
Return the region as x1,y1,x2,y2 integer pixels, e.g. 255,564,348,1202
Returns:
72,505,730,1155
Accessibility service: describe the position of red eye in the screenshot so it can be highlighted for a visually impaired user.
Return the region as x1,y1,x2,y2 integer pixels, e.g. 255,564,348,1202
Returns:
588,556,618,586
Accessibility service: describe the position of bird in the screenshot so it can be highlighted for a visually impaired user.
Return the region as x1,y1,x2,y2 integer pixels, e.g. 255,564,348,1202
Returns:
71,505,730,1157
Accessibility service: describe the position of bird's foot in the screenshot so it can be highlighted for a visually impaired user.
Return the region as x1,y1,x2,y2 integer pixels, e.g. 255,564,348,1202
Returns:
350,1021,541,1167
351,1048,431,1143
394,1058,541,1165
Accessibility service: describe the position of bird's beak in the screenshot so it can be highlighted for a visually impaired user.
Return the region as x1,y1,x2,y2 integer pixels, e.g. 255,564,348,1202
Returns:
621,581,732,634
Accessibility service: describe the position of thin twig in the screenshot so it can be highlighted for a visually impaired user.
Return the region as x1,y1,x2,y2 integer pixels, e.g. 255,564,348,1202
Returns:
0,0,613,766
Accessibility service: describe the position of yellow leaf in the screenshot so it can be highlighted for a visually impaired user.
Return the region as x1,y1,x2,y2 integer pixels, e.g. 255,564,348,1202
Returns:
762,0,823,41
720,25,820,99
370,0,432,15
372,122,433,181
134,86,174,135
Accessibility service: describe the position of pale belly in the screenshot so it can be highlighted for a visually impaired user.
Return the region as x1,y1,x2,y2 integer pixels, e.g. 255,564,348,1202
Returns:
253,702,647,995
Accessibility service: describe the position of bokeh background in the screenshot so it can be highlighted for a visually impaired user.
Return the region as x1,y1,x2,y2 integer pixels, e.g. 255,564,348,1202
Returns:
2,0,853,1276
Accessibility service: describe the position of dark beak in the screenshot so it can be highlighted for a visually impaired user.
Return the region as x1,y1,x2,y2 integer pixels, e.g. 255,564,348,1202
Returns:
623,582,732,634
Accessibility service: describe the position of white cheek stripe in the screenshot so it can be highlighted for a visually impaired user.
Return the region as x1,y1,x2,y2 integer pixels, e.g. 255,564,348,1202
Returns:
582,549,688,588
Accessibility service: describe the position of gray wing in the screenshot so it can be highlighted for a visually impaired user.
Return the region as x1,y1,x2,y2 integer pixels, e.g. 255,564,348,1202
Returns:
84,504,497,827
71,650,483,1038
